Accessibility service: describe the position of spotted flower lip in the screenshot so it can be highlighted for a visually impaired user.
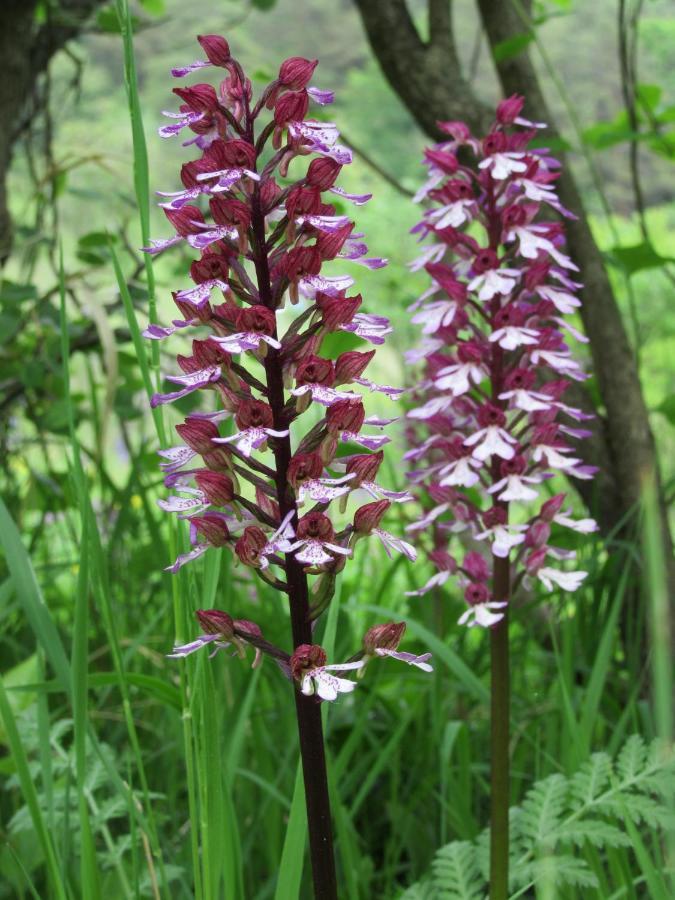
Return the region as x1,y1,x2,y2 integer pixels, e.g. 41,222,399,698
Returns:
299,660,364,701
405,98,595,627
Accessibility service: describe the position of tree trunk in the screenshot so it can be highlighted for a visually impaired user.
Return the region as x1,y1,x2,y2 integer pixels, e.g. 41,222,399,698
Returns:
0,0,106,263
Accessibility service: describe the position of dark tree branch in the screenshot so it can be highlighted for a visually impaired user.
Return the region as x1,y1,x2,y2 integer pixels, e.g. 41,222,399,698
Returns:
0,0,106,262
353,0,492,138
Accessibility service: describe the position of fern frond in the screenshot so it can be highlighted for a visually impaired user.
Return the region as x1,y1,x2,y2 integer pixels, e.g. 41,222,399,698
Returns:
527,854,599,889
425,735,674,900
398,879,436,900
616,734,648,782
432,841,485,900
570,751,612,804
517,773,567,844
553,818,631,848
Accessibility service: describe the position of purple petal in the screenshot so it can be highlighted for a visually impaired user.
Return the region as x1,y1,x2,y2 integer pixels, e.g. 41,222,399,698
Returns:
329,187,372,205
186,226,238,250
299,273,354,298
141,235,183,255
307,86,335,106
167,632,221,658
158,445,197,472
165,543,209,573
143,320,192,340
170,60,211,77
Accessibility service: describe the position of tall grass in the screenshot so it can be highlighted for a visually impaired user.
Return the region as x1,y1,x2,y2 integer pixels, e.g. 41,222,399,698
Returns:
0,12,672,900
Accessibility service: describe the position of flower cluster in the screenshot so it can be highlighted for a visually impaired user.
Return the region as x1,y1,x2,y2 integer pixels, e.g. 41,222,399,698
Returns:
405,96,597,628
170,613,433,700
147,35,428,696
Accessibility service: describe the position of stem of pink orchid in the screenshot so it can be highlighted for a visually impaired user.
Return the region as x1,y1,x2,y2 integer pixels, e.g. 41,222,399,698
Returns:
489,557,510,900
249,157,337,899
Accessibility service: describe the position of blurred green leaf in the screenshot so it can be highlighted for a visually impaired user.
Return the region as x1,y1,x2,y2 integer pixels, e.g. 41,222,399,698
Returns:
655,395,675,426
96,6,140,33
605,241,675,274
636,83,662,112
138,0,165,13
493,33,533,63
0,281,37,305
582,114,637,150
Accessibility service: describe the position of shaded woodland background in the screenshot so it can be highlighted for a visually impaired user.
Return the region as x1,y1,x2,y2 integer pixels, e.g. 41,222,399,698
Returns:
0,1,673,898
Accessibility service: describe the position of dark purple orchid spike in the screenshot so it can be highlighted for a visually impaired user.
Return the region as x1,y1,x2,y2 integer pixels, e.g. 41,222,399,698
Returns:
404,95,597,900
144,36,431,900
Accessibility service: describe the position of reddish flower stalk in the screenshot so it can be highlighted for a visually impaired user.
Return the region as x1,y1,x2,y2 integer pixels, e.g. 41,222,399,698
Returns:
405,97,597,899
143,36,430,899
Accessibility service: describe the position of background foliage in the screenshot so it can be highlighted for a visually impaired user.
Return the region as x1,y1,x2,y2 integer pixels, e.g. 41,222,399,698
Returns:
0,1,673,897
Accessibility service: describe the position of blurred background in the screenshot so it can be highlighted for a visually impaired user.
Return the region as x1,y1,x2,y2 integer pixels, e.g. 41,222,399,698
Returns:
0,1,673,898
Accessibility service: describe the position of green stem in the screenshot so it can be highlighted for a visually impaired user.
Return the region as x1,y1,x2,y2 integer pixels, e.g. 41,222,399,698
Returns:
489,560,510,900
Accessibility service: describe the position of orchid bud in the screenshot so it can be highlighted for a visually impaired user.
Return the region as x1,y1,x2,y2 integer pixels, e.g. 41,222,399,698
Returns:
525,519,551,549
274,90,309,125
195,470,235,505
196,608,234,638
463,550,490,582
335,350,375,384
190,513,230,546
164,205,205,236
306,157,342,189
278,57,318,89
197,34,231,67
326,399,365,434
424,147,458,174
235,527,268,567
317,292,361,330
540,493,567,521
353,499,390,535
363,621,406,654
176,418,220,454
173,84,219,113
345,451,383,485
234,619,264,668
496,94,525,125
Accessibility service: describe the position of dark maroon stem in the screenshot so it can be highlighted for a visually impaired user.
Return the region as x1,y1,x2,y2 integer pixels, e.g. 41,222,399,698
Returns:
247,119,338,899
487,185,510,900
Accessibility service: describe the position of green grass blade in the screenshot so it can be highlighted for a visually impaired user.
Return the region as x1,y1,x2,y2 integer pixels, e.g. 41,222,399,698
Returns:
274,762,307,900
0,678,68,900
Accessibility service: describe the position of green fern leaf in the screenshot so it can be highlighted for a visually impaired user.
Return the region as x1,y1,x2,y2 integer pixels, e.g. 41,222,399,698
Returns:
570,751,612,804
616,734,647,782
432,841,485,900
554,818,631,848
528,854,599,889
399,879,436,900
518,773,567,844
